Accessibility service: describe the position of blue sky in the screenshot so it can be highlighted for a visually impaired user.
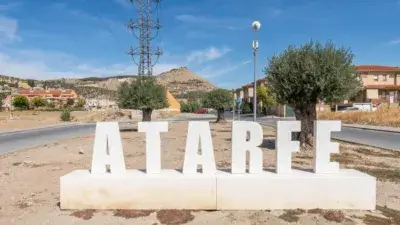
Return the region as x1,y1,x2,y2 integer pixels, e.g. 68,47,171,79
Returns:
0,0,399,89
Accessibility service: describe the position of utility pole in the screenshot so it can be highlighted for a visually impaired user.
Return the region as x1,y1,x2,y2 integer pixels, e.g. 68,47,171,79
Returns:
126,0,163,76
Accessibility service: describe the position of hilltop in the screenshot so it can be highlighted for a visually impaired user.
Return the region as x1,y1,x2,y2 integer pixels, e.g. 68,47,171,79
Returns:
0,67,216,100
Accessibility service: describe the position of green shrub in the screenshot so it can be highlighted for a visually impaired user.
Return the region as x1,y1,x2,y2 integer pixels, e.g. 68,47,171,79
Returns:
180,101,191,113
189,101,201,112
60,109,71,122
242,102,251,113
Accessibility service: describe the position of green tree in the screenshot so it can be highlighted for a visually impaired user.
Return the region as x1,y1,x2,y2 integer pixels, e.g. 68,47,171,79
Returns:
202,89,233,122
31,96,46,109
27,79,35,87
12,95,29,110
76,98,86,108
117,76,169,121
266,40,362,147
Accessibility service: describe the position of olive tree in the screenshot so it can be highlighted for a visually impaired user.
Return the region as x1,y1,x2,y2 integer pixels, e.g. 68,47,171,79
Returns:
117,76,169,121
202,89,233,123
266,40,362,147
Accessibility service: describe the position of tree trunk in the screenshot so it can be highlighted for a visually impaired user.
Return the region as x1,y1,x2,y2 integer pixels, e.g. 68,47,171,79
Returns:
292,104,316,148
216,108,225,123
142,108,153,121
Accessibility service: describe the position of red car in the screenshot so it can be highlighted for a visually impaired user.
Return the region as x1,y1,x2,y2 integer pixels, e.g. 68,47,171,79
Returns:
194,108,208,114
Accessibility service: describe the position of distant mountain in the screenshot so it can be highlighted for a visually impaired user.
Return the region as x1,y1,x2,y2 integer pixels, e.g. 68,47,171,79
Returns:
0,67,216,100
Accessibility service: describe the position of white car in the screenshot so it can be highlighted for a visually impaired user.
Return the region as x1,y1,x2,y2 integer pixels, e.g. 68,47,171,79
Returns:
338,107,359,112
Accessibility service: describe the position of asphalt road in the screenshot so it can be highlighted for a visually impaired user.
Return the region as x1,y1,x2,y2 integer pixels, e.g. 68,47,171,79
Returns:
1,112,400,154
0,116,217,154
235,115,400,151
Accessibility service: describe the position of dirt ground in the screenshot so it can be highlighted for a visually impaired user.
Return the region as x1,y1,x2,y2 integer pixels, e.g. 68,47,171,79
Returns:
1,122,400,225
0,109,159,132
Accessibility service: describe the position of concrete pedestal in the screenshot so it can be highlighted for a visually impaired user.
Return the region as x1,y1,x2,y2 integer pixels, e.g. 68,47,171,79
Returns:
60,170,216,210
216,169,376,210
60,169,376,210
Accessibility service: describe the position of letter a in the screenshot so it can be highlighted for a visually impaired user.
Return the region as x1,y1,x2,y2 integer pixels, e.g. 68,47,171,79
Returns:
91,122,126,175
183,121,216,174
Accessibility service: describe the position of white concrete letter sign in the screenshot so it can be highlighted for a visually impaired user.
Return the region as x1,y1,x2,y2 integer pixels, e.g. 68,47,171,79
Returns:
275,121,301,174
183,121,216,174
231,121,263,174
138,121,168,174
313,120,341,173
90,122,126,175
60,120,376,211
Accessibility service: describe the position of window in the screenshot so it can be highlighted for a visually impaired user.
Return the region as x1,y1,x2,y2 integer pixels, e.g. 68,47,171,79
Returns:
383,74,387,81
373,75,378,81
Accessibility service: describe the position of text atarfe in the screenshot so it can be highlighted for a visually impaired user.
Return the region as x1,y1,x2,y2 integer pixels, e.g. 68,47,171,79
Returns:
90,120,341,175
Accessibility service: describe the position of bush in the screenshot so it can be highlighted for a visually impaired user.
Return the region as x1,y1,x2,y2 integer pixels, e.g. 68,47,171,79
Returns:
180,101,191,113
60,109,71,122
76,98,86,108
242,102,251,113
12,95,29,110
189,101,201,112
31,96,46,109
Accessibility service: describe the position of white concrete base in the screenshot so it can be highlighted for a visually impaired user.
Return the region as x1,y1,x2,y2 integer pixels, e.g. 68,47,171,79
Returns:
216,169,376,210
60,169,376,210
60,170,216,210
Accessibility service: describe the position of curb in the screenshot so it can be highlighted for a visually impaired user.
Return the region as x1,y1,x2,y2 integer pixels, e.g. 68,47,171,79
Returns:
0,123,94,136
342,124,400,134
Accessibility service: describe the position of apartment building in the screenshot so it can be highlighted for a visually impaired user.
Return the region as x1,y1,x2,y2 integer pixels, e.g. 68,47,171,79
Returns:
15,89,78,107
355,65,400,104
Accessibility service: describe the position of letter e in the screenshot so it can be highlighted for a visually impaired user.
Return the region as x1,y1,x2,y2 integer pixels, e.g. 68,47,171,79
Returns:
313,120,341,173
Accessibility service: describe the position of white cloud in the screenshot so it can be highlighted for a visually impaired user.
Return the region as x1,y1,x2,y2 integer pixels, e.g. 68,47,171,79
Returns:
175,14,245,30
0,49,179,79
187,46,231,64
388,38,400,45
270,8,283,18
200,60,251,78
0,16,21,45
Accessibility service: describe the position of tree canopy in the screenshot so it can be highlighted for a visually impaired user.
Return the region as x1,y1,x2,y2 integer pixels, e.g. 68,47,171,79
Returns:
117,76,169,121
202,89,233,122
31,96,46,108
265,40,362,147
12,95,30,110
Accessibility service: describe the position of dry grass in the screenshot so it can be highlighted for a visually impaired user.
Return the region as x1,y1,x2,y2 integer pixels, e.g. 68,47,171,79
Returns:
318,107,400,127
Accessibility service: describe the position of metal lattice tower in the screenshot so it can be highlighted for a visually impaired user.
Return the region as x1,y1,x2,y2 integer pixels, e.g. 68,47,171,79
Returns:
126,0,162,76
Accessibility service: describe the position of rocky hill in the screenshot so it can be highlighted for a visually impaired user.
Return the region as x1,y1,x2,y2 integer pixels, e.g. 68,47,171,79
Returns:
0,67,216,100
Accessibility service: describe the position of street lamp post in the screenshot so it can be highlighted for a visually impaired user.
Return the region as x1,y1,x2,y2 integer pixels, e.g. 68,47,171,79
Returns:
252,21,261,122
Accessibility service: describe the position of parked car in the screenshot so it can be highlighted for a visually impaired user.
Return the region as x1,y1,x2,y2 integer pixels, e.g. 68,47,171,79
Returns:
338,107,359,112
194,108,208,114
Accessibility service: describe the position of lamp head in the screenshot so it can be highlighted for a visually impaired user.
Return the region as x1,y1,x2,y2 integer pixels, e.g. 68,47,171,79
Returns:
252,21,261,31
